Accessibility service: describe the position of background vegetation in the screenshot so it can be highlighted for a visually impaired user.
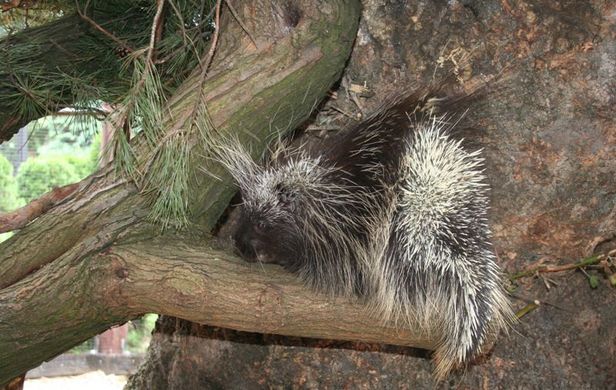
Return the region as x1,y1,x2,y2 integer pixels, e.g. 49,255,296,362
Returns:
0,116,101,246
0,116,100,209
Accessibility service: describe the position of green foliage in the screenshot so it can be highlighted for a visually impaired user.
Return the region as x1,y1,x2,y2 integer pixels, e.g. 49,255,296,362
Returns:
0,154,21,212
145,102,213,229
65,154,96,179
16,157,79,203
15,148,100,203
2,0,218,229
4,114,101,205
0,4,140,132
88,130,102,169
126,314,158,354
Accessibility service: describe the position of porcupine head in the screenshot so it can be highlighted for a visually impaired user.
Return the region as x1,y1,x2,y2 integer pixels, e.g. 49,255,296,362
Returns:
216,87,514,380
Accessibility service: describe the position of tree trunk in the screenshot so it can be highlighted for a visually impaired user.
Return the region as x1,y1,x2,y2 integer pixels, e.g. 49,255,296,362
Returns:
129,0,616,388
0,0,364,385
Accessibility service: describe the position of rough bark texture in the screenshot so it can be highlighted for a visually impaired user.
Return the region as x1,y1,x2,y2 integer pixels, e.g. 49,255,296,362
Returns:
128,0,616,389
116,239,433,349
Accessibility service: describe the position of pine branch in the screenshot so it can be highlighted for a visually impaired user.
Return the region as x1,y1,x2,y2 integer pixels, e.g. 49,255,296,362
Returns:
140,0,221,229
75,1,134,54
0,11,143,142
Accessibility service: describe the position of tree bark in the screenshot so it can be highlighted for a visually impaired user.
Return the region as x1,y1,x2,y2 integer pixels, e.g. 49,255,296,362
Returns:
0,0,363,385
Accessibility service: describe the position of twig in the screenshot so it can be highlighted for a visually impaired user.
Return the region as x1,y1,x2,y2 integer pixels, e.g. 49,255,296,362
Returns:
147,0,167,64
200,0,223,75
107,0,166,152
165,0,188,45
48,38,79,59
541,255,602,273
51,110,108,119
508,293,568,312
305,126,341,132
344,78,366,117
75,1,134,54
141,0,222,197
509,254,602,281
349,92,364,119
329,105,359,120
161,0,222,138
0,183,79,233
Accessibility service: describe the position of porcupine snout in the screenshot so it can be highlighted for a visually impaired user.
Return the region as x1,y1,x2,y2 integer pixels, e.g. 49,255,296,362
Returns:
232,212,289,265
233,221,266,263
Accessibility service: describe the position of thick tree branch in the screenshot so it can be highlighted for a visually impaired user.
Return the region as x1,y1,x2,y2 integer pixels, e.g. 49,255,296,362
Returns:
121,239,431,348
0,239,130,383
0,237,432,384
0,174,140,290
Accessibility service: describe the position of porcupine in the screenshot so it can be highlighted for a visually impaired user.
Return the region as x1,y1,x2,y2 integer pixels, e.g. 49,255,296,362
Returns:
218,85,514,379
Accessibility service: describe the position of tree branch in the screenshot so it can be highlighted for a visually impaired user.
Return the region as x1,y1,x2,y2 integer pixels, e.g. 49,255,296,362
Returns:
0,172,140,290
0,183,79,234
75,1,134,54
0,237,432,385
0,14,132,142
121,239,431,348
